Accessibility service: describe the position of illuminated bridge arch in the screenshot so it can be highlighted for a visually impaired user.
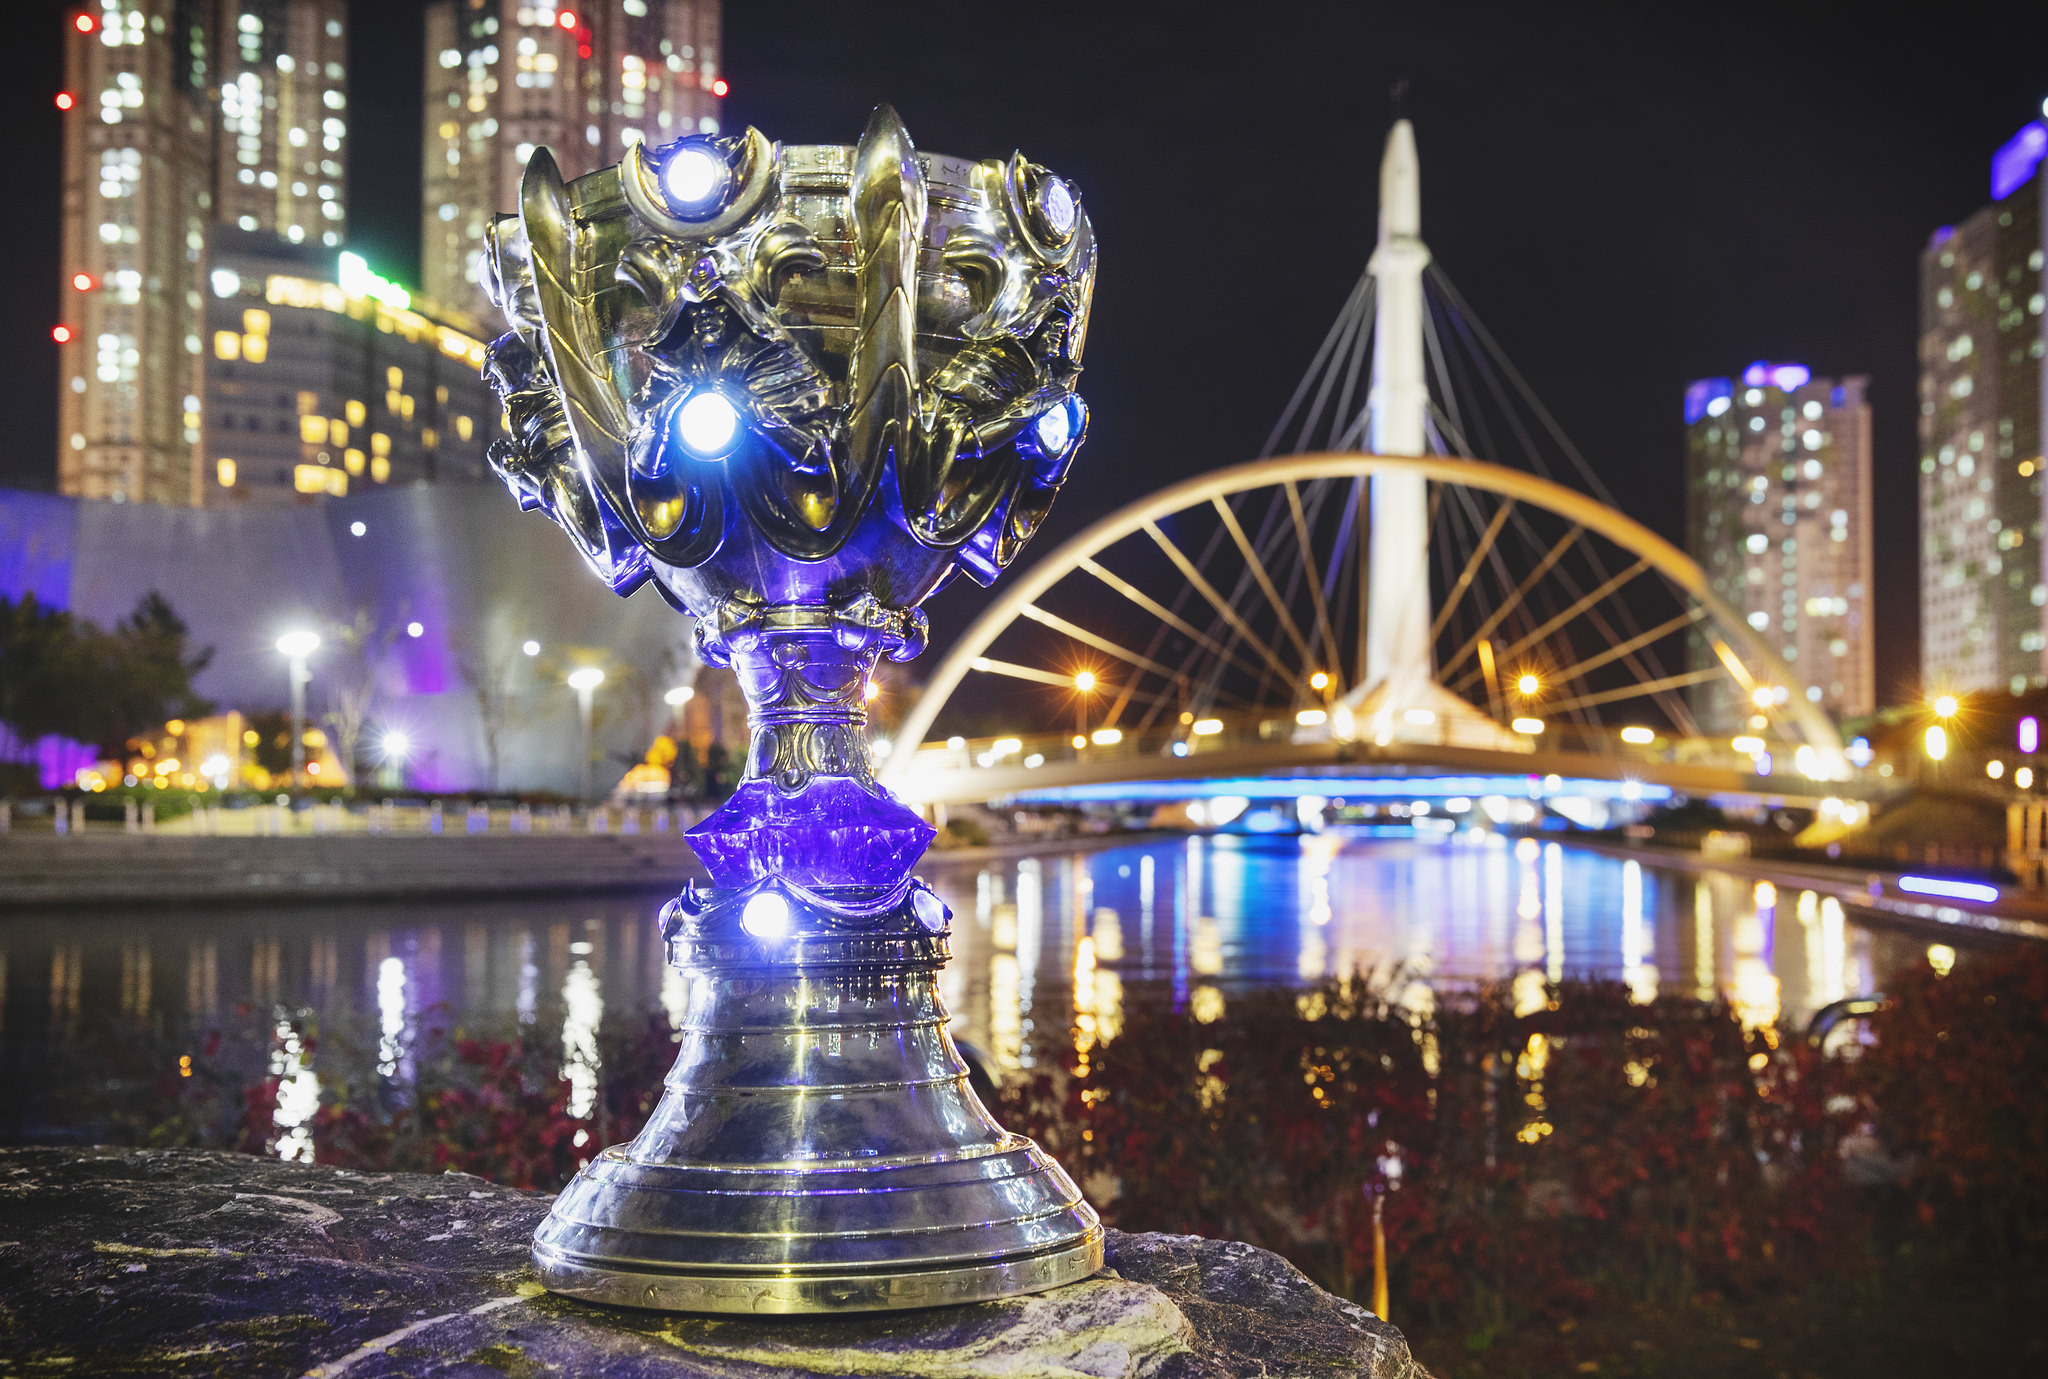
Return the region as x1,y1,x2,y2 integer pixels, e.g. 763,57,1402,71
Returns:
880,453,1847,802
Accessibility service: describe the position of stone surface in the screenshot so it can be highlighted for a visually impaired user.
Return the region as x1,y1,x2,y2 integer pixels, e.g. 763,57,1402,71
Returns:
0,1148,1424,1378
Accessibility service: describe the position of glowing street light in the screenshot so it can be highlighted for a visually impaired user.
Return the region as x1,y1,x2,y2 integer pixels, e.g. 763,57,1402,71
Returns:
1931,694,1959,720
1924,724,1948,762
1072,669,1098,739
567,666,606,800
275,629,321,787
1516,673,1540,696
1751,686,1776,710
1309,670,1330,692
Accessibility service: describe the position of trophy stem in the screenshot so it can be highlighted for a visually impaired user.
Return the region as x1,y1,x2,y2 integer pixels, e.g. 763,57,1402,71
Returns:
530,598,1102,1312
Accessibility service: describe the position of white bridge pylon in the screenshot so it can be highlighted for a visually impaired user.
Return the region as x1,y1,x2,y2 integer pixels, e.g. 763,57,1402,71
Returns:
1349,118,1515,749
880,452,1850,796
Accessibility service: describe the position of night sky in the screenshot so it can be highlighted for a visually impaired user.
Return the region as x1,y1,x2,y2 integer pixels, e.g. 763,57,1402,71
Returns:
5,1,2047,704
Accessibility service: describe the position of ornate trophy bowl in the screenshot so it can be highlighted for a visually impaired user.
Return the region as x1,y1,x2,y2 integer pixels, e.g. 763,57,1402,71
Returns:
479,106,1101,1313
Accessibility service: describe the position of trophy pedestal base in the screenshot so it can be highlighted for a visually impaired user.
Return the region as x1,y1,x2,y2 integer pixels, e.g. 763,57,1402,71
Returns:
533,1235,1105,1316
531,1142,1104,1315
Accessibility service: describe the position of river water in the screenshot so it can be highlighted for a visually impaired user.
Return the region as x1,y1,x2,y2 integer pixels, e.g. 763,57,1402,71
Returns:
2,830,1966,1090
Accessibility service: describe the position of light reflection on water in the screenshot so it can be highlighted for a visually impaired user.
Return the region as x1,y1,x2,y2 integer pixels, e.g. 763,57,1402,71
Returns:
0,830,1967,1122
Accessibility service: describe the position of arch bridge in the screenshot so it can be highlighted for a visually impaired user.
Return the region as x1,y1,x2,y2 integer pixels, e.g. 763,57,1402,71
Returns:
878,453,1862,813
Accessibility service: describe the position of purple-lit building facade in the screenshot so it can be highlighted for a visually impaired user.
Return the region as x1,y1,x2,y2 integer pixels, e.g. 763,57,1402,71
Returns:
1684,364,1875,732
0,481,698,795
1918,119,2048,697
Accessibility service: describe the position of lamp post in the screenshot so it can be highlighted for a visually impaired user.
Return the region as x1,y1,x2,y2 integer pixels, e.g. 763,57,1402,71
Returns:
568,667,606,800
276,630,321,789
663,683,694,737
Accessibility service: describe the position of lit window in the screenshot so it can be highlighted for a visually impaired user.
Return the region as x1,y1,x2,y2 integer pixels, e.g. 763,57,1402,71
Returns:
242,308,270,336
454,414,474,441
371,432,391,458
216,458,236,487
343,448,365,476
300,415,329,444
240,334,267,363
370,454,390,483
330,418,349,446
345,399,366,426
213,331,241,361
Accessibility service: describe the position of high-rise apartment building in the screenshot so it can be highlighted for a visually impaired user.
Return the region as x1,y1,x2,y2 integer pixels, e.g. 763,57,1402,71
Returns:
421,0,723,323
211,0,349,246
1918,120,2048,697
1684,364,1876,731
57,1,215,505
57,1,351,507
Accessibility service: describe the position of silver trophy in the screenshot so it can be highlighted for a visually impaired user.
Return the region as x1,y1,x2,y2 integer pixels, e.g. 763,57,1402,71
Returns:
480,106,1101,1312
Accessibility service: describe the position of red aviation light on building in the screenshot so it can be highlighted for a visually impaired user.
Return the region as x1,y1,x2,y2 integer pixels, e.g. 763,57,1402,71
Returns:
712,78,729,97
71,272,95,291
558,10,577,28
55,92,75,111
74,14,96,34
52,324,73,344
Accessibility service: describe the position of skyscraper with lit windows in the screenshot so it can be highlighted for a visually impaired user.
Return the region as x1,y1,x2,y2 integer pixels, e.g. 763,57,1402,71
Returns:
56,1,351,507
1684,364,1875,732
421,0,723,324
211,0,349,247
56,1,214,505
1918,118,2047,697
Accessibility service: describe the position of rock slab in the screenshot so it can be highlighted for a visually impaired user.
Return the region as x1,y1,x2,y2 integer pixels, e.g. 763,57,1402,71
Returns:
0,1147,1424,1377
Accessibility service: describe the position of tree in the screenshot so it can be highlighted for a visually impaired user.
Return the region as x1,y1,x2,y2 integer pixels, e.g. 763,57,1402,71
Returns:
0,591,213,756
322,606,403,786
453,616,547,793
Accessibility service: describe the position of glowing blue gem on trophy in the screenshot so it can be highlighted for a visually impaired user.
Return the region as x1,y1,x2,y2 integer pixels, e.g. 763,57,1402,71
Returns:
478,106,1100,1313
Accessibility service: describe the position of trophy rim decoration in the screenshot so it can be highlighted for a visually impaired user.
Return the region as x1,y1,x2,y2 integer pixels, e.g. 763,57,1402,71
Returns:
477,105,1103,1315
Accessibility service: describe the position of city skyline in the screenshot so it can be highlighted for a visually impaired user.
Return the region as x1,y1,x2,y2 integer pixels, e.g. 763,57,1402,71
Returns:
5,1,2048,702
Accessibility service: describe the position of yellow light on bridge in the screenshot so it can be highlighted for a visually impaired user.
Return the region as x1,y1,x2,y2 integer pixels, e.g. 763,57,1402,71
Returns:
1619,726,1655,745
1191,718,1223,737
1073,671,1097,693
1731,735,1765,755
1924,725,1948,761
1511,717,1544,735
2019,766,2036,789
1402,708,1436,726
990,737,1022,758
1751,687,1775,709
1987,759,2005,780
1296,708,1328,726
1090,727,1123,746
1071,734,1087,749
1309,671,1330,691
1931,694,1959,720
1515,674,1540,696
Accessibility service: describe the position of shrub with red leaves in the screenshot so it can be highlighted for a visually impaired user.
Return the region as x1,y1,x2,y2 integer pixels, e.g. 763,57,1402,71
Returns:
1000,978,1861,1333
1859,942,2048,1262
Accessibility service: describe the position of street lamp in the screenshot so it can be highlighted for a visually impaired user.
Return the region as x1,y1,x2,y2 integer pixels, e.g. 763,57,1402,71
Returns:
1516,673,1540,697
1931,694,1959,720
568,666,606,800
276,629,321,788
